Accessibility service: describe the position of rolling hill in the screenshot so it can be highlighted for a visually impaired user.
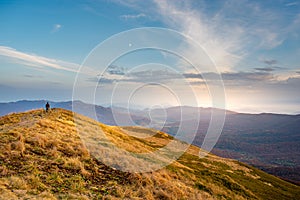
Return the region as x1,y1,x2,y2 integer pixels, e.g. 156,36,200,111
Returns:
158,110,300,184
1,100,300,184
0,108,299,199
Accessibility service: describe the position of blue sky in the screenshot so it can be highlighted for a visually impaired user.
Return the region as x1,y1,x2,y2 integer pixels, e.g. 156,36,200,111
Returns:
0,0,300,113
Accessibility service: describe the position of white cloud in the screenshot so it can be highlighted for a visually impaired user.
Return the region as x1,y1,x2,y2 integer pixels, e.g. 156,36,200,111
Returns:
152,0,294,70
153,0,244,71
0,46,79,73
114,0,297,71
51,24,62,33
285,2,298,7
287,13,300,39
120,13,146,20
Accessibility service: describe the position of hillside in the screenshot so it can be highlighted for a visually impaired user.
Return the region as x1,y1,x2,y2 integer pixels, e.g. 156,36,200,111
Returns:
1,100,300,184
142,106,300,184
0,109,299,199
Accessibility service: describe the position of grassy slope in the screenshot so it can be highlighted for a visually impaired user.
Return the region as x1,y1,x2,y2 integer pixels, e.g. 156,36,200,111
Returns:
0,108,299,199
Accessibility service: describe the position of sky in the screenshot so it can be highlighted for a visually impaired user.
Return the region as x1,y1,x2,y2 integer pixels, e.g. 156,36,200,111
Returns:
0,0,300,114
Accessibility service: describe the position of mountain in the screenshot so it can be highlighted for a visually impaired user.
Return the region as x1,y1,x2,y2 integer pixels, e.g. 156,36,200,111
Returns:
0,109,299,199
1,100,299,184
218,113,300,185
159,112,300,185
0,100,150,126
0,100,48,116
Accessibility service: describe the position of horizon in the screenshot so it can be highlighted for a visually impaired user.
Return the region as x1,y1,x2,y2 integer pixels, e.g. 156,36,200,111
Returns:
1,99,299,115
1,0,300,114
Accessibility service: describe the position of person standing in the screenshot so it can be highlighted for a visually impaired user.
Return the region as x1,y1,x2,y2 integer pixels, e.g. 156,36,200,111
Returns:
45,102,50,112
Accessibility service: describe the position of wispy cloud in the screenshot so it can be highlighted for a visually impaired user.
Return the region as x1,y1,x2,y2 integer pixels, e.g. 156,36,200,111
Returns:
261,59,277,66
288,13,300,38
152,0,294,69
285,2,298,7
90,66,277,87
51,24,62,33
126,68,183,83
89,67,184,85
87,77,114,84
23,74,44,78
254,67,275,72
0,46,79,73
107,65,126,75
120,13,146,20
222,71,274,82
184,71,274,82
152,0,242,70
114,0,298,71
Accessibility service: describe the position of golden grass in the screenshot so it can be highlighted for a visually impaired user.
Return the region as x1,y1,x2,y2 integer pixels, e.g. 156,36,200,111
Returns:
105,168,211,200
0,108,299,199
63,157,90,176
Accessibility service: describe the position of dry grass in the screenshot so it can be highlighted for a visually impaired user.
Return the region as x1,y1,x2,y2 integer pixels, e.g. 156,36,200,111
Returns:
0,108,299,199
0,109,133,199
63,157,90,176
106,169,212,200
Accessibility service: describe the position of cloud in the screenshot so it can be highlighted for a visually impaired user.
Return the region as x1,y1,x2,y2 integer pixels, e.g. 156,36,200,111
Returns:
184,71,274,82
254,67,275,72
23,74,44,78
220,0,292,49
82,4,102,16
222,71,274,81
107,65,125,75
114,0,299,70
288,13,300,38
51,24,62,33
127,69,184,83
253,29,284,49
91,67,275,87
285,2,298,7
286,76,300,83
152,0,243,70
90,68,185,85
0,46,79,73
151,0,288,69
111,0,154,11
120,13,146,20
87,77,114,84
261,59,277,66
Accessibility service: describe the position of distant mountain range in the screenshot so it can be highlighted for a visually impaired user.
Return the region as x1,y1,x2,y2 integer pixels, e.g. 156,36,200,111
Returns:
1,100,299,184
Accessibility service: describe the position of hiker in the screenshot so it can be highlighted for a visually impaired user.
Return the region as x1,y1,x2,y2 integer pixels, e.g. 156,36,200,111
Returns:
45,102,50,112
